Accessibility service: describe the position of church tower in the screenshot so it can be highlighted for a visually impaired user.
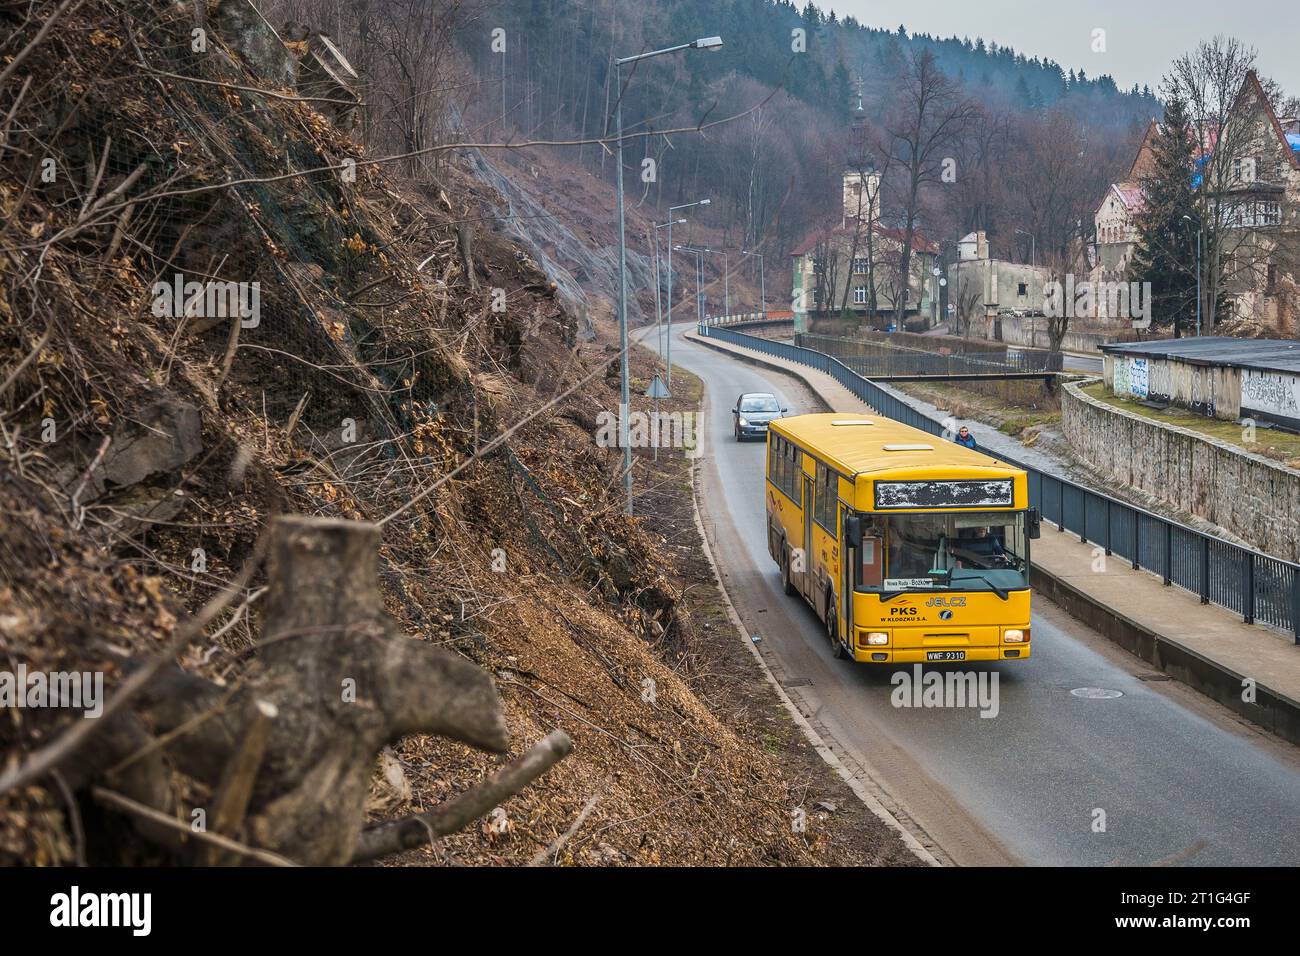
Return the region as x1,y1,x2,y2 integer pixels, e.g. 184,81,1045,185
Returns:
842,82,881,229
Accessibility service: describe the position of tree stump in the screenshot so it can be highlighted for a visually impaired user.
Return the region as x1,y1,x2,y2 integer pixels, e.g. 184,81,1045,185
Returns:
142,515,511,864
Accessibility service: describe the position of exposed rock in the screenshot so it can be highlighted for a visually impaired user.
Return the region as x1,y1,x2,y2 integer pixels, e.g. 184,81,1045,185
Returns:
214,0,297,88
99,398,203,490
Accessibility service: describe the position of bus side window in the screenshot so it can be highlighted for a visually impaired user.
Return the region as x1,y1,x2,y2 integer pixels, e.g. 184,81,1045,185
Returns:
860,534,883,589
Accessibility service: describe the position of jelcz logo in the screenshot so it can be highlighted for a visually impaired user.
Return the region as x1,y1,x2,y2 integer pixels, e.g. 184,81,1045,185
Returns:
938,609,954,621
50,886,151,936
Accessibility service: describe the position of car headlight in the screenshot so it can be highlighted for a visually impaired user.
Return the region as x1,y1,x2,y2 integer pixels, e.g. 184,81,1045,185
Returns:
738,417,749,426
864,631,889,645
1003,628,1027,643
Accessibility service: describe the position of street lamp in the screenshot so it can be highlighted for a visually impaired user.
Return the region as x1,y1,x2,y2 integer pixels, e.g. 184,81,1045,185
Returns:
653,219,685,365
614,35,723,516
740,250,766,320
665,198,710,387
681,246,730,319
1181,214,1202,337
675,245,709,325
1015,229,1035,268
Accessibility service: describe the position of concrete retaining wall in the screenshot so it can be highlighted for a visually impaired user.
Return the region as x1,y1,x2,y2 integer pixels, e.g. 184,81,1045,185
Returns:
990,315,1116,354
1061,378,1300,561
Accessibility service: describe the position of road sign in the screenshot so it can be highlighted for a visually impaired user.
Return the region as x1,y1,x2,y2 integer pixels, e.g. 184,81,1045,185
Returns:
645,374,672,399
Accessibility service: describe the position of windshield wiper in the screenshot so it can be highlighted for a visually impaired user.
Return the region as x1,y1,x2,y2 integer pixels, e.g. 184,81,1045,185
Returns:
948,570,1009,601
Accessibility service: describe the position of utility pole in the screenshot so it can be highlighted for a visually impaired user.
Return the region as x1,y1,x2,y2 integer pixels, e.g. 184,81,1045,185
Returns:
665,199,710,386
613,37,722,515
741,250,765,320
1182,214,1202,337
653,219,683,367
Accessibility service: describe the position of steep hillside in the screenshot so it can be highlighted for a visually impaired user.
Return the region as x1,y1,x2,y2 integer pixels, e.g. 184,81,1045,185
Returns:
0,0,897,865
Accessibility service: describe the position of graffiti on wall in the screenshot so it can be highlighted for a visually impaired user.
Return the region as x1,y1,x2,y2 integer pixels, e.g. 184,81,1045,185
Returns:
1113,357,1132,396
1241,369,1300,428
1146,360,1171,402
1130,358,1149,399
1111,356,1151,400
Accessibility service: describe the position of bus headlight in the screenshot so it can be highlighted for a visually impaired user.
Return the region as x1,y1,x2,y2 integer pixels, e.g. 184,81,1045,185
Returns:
864,631,889,645
1003,628,1028,643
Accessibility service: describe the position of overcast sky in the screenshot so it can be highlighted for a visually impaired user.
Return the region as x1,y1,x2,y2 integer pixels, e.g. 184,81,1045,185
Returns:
826,0,1300,95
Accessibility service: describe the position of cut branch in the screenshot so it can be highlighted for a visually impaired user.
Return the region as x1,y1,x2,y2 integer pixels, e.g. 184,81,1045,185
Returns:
350,729,573,863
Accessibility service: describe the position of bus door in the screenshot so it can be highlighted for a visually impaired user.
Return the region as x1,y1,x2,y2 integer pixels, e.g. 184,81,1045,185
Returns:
839,505,852,634
801,473,814,601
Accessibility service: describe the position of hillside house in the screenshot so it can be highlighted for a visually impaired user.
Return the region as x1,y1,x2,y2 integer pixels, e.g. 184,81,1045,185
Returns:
1090,72,1300,332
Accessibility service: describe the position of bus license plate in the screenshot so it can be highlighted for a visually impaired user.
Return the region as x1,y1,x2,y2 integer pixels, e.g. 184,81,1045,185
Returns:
926,651,966,661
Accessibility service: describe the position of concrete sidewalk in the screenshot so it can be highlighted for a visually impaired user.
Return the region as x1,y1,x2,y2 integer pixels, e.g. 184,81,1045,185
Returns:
685,330,1300,744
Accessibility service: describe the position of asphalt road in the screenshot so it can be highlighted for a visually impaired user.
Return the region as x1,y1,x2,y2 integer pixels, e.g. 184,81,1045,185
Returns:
1063,353,1104,374
664,323,1300,866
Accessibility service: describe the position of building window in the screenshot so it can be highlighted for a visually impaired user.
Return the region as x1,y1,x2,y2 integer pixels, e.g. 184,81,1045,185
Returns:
1267,263,1279,292
853,284,867,304
1234,157,1257,184
1017,282,1028,297
852,257,869,274
1227,200,1281,228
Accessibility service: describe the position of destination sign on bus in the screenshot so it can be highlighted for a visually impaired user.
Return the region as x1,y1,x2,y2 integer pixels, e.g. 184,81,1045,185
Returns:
874,478,1015,510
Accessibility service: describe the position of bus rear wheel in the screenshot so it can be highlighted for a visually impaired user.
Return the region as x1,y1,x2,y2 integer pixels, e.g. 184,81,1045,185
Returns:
826,601,847,660
780,546,797,596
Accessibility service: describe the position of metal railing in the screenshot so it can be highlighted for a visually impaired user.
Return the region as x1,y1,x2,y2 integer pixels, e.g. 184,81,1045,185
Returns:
697,323,1300,641
706,312,795,331
797,332,1064,376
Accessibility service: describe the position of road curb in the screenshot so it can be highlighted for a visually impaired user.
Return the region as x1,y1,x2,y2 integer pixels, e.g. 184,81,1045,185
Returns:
1031,563,1300,746
682,372,942,866
685,330,1300,748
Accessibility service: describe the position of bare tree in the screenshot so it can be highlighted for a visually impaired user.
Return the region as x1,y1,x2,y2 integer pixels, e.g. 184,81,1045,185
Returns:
1164,36,1259,331
882,50,979,326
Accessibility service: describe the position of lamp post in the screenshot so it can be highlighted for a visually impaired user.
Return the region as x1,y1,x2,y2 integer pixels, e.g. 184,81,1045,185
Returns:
741,250,765,320
614,35,722,516
1181,214,1202,337
676,245,708,324
722,251,730,317
653,219,684,365
1015,229,1035,267
681,245,732,321
665,198,710,386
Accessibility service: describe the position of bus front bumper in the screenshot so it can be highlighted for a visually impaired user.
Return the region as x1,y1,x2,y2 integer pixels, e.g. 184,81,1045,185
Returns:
852,645,1031,664
852,626,1031,664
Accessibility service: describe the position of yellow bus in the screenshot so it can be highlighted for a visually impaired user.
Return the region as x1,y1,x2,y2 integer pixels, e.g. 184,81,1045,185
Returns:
766,412,1039,664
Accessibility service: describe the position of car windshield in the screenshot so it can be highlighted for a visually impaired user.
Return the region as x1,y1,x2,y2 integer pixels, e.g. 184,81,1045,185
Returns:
857,510,1028,596
740,395,780,412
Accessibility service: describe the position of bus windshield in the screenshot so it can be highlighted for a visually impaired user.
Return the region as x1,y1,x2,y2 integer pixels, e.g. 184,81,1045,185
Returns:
857,510,1028,597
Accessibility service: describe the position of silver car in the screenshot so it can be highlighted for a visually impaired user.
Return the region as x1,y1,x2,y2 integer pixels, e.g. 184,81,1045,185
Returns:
732,392,787,441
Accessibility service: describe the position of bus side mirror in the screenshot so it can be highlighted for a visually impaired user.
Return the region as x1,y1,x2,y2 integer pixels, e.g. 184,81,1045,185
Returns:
844,515,862,547
1028,508,1042,539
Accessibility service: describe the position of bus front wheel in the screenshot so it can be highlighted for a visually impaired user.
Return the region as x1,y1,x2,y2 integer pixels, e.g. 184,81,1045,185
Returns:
826,601,847,660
